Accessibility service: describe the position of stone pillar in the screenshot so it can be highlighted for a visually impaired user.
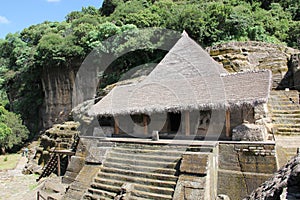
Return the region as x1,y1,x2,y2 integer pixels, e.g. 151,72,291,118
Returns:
185,111,190,136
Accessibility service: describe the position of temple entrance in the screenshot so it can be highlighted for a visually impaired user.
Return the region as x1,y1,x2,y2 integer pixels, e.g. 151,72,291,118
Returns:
169,112,181,133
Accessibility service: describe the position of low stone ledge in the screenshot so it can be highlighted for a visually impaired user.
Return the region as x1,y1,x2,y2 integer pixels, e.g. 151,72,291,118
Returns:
180,152,209,175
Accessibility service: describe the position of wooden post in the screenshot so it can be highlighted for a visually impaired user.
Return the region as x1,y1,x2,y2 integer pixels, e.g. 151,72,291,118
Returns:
185,111,190,136
114,117,119,135
57,154,61,176
143,115,148,135
225,109,231,138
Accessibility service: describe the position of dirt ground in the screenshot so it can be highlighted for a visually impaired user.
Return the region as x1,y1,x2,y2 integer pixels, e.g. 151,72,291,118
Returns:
0,155,41,200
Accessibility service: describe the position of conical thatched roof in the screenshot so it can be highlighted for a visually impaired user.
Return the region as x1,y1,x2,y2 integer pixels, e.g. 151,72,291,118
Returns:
89,32,272,116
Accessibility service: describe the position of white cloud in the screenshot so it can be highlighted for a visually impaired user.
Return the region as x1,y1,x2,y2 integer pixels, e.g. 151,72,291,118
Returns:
47,0,61,2
0,16,10,24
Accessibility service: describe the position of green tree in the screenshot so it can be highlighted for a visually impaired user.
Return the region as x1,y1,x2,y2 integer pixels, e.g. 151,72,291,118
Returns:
0,106,29,154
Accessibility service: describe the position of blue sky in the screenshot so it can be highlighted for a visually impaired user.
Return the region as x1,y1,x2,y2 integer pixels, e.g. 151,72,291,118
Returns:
0,0,104,39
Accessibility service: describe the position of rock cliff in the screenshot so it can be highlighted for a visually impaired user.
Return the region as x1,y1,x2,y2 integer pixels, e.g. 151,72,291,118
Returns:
40,63,80,129
208,42,300,89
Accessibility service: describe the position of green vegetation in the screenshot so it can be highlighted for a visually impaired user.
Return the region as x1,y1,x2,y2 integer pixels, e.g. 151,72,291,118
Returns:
29,183,39,191
0,0,299,146
0,106,29,154
0,153,20,170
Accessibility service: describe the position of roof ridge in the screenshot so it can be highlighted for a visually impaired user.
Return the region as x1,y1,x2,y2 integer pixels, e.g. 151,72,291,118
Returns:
220,69,271,77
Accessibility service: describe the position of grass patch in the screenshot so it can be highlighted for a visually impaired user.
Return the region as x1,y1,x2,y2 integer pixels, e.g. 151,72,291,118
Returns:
0,154,20,170
29,183,38,191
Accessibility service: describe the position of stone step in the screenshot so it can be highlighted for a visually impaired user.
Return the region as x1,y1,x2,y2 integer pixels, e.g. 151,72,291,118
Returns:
108,151,181,163
269,106,300,111
86,187,117,199
129,196,150,200
272,113,300,118
272,110,300,114
275,131,300,136
100,166,178,182
131,189,172,200
104,157,179,169
270,106,300,111
276,132,300,136
277,127,300,132
270,90,299,95
103,162,177,175
94,177,174,196
272,117,300,123
115,143,186,150
274,124,300,128
269,100,298,104
96,172,177,188
91,182,121,194
134,184,174,197
269,95,298,99
112,147,185,157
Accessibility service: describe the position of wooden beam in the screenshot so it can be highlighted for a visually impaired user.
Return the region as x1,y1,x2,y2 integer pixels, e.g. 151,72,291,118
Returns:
114,117,119,135
185,111,190,136
57,154,61,176
143,115,148,135
226,109,231,138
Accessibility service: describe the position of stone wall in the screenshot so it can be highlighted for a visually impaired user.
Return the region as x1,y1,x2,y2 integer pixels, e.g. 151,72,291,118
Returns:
245,153,300,200
23,121,79,175
217,142,277,199
208,42,300,89
173,148,218,200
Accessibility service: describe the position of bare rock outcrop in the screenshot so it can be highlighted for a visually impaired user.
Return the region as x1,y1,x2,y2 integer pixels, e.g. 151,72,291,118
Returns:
40,65,80,129
208,42,300,89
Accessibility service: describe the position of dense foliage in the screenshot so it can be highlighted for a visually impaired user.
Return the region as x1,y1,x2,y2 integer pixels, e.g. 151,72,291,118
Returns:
0,106,29,154
0,0,299,145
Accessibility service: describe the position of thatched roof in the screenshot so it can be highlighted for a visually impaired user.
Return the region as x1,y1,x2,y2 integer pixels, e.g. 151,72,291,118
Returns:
89,32,272,116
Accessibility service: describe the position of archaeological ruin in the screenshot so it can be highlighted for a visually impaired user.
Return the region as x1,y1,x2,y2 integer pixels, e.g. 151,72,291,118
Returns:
33,32,300,200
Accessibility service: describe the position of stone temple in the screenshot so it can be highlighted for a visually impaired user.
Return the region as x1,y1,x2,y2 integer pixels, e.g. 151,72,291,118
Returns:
35,32,300,200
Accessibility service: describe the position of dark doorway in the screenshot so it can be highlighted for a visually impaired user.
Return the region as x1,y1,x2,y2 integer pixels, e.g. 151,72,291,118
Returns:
169,112,181,132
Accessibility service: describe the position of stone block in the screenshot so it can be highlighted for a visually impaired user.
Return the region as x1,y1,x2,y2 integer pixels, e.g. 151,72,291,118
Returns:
85,146,112,164
180,153,209,175
173,175,206,200
218,170,272,200
62,171,77,184
232,123,266,141
96,141,116,147
219,144,241,171
67,156,85,173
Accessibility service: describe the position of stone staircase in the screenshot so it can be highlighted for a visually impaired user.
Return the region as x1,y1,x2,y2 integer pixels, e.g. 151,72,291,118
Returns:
268,90,300,135
268,90,300,167
82,143,187,200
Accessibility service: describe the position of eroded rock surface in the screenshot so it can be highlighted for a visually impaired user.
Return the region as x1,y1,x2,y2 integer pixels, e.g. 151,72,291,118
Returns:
208,42,300,88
